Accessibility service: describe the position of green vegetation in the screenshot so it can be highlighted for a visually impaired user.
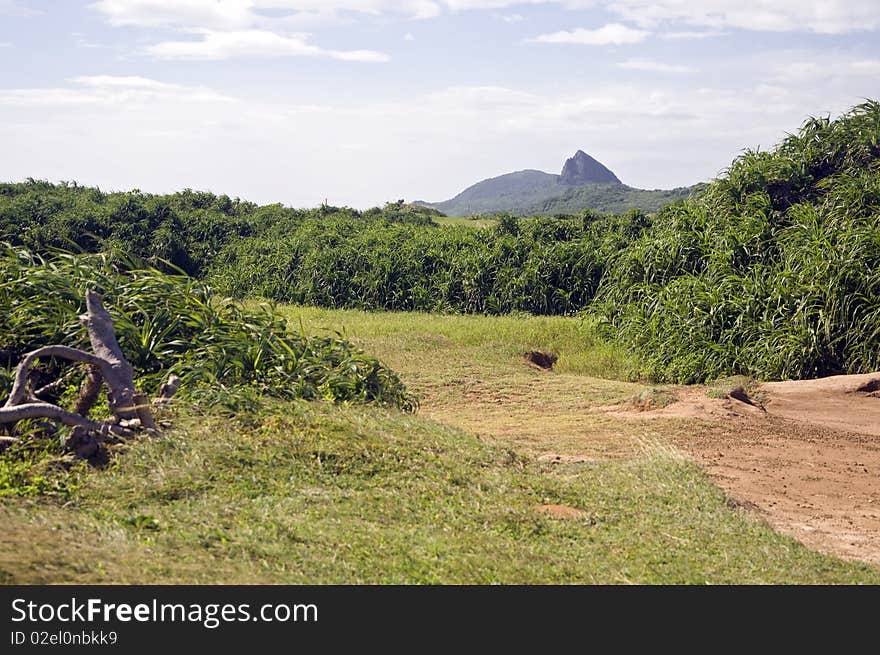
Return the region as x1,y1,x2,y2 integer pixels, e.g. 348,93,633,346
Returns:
284,306,647,463
3,286,878,582
597,100,880,382
0,179,651,316
283,304,636,380
0,186,436,278
0,183,261,277
212,210,649,315
3,379,877,583
432,215,499,229
2,100,878,385
0,245,414,412
533,183,695,217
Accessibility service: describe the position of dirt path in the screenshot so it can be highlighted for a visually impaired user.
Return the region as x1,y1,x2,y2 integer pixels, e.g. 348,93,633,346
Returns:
674,416,880,566
421,366,880,567
608,373,880,566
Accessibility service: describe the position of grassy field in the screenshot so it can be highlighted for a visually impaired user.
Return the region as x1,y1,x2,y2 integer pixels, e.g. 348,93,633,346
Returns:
2,307,878,583
286,306,649,459
286,305,636,379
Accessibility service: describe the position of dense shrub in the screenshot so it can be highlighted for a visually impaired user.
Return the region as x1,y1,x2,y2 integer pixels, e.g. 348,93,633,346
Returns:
0,180,653,316
0,183,394,277
0,245,415,411
209,210,650,315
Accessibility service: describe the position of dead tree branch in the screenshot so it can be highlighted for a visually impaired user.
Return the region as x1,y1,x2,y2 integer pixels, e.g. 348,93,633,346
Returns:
0,290,173,458
73,365,103,417
0,402,128,436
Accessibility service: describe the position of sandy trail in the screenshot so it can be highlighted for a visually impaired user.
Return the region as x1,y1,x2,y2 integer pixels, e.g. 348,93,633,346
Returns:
761,372,880,436
613,373,880,566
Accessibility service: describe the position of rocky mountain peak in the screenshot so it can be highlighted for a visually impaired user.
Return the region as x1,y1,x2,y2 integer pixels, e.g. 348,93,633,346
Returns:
559,151,622,186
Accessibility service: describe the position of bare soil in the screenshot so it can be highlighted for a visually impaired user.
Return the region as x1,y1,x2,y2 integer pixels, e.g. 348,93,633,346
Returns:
611,373,880,566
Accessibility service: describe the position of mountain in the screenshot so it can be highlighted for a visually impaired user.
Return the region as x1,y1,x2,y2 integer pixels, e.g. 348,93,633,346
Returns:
559,150,622,185
416,151,693,216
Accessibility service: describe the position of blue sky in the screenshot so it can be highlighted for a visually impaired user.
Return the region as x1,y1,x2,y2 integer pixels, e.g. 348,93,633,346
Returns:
1,1,879,208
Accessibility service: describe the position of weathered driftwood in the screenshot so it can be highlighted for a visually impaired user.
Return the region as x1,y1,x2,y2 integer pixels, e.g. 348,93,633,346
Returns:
0,402,128,436
73,365,103,416
155,374,181,406
4,345,105,408
80,290,141,421
0,290,177,457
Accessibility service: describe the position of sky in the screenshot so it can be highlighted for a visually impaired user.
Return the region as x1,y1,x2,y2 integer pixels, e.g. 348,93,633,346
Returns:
0,1,878,208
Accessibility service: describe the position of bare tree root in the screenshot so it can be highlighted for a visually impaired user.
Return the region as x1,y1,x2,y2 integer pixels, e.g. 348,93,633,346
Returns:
0,402,128,436
0,290,179,459
73,365,103,417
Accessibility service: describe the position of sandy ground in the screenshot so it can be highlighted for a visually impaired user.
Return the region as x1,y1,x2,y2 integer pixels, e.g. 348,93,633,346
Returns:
612,373,880,567
423,367,880,567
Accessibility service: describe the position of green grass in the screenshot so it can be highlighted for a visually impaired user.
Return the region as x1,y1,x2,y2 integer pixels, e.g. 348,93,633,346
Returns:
281,305,637,381
2,301,876,583
275,306,649,462
2,400,876,584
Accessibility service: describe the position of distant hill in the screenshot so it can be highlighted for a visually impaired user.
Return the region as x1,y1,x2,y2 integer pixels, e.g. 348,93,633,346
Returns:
416,151,694,216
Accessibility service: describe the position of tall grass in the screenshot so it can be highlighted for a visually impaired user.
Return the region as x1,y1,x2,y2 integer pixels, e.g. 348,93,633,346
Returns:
0,245,415,411
597,100,880,382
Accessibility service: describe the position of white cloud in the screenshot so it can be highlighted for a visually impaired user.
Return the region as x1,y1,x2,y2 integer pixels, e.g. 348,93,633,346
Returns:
660,30,726,40
425,85,540,110
72,32,106,49
71,76,185,90
607,0,880,34
404,32,416,41
89,2,398,61
90,0,444,29
0,42,11,47
617,58,696,73
84,1,880,64
529,23,650,45
89,1,880,34
145,29,390,62
90,0,255,29
758,51,880,84
849,60,880,74
0,75,233,108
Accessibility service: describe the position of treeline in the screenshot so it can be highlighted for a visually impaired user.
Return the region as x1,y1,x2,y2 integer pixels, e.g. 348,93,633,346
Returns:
0,184,436,278
0,182,257,276
209,211,649,314
0,180,651,316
